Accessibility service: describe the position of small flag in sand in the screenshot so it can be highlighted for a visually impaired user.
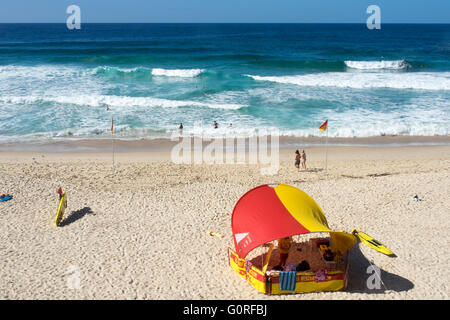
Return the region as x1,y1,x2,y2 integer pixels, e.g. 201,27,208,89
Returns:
319,119,329,173
319,119,328,132
111,117,115,170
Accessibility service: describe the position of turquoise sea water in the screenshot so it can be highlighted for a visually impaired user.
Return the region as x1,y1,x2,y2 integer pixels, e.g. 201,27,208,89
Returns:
0,23,449,142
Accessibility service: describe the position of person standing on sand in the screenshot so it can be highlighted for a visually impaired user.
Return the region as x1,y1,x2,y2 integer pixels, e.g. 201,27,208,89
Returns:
295,150,301,171
301,149,307,170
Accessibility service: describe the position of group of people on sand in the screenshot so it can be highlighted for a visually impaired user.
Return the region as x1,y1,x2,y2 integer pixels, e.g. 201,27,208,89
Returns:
294,149,307,171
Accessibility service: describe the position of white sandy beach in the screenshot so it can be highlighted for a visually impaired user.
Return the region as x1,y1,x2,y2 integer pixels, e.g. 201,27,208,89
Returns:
0,144,449,299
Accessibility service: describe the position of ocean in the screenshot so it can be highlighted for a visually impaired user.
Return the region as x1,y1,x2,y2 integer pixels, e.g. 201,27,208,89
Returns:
0,23,449,143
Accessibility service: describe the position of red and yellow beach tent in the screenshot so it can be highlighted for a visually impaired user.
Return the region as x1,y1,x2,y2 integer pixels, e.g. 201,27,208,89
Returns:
229,184,394,294
231,184,357,259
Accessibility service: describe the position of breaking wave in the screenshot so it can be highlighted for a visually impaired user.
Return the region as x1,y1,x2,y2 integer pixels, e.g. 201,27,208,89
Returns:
151,68,205,77
0,95,247,110
344,60,410,70
246,72,450,91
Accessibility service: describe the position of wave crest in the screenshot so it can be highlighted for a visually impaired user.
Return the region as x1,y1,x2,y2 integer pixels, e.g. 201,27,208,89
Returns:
344,60,409,70
246,72,450,91
92,66,206,78
0,95,246,110
151,68,205,77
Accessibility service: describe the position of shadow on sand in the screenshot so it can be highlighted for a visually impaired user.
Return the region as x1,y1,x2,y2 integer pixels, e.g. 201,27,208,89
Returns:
367,172,396,178
296,167,323,173
60,207,94,227
341,174,363,179
346,244,414,294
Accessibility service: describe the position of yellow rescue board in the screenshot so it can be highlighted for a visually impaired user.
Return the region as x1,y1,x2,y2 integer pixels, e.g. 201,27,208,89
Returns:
352,229,395,257
55,192,67,226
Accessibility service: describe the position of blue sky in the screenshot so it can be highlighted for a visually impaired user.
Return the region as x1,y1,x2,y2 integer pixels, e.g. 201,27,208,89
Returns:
0,0,448,23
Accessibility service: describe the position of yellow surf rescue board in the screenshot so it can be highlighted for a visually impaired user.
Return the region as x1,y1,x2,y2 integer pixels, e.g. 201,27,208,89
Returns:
352,229,395,257
55,191,67,226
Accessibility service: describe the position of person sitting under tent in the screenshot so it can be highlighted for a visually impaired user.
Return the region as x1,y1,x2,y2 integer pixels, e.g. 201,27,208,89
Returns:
278,236,292,268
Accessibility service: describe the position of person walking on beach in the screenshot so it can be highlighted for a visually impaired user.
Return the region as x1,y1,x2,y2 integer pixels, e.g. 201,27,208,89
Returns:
178,123,183,134
301,149,307,170
295,150,301,171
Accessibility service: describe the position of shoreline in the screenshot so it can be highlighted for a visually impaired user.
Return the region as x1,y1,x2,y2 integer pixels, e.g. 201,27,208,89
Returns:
0,135,449,153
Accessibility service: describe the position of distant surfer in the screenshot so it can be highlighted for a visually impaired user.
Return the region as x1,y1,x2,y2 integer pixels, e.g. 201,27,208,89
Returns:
213,121,218,129
228,123,232,128
105,105,110,111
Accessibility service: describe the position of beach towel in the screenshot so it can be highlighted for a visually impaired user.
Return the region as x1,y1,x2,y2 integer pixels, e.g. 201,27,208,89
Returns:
0,194,12,202
279,271,297,291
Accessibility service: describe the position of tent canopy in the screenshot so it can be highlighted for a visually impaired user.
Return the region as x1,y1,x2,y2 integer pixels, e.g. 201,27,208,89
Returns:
231,184,356,258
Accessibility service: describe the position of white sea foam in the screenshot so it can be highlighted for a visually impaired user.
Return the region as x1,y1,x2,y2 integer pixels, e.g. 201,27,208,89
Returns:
0,95,246,110
246,72,450,91
151,68,205,78
345,60,409,70
1,64,449,142
0,65,205,79
280,100,450,137
0,65,88,80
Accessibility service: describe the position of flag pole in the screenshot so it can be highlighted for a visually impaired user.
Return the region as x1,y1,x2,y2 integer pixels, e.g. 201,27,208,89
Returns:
325,125,328,174
111,116,115,173
319,119,328,174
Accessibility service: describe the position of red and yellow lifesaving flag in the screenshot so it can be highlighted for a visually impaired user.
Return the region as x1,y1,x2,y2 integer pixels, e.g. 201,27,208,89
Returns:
110,117,114,135
319,119,328,132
